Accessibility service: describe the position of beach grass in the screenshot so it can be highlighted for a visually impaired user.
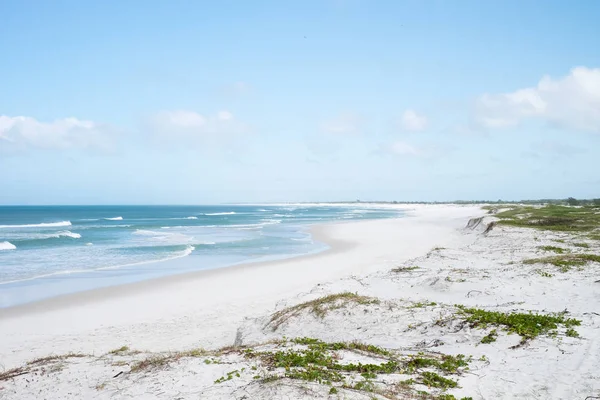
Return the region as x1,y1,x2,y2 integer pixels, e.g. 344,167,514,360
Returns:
129,347,208,372
392,265,420,272
1,353,88,382
267,292,380,331
27,353,87,366
523,254,600,272
409,301,438,309
0,367,28,381
129,355,171,373
537,245,567,254
108,346,130,355
572,242,590,248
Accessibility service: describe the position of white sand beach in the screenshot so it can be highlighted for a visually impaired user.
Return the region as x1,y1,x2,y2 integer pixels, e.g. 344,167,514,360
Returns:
1,204,599,399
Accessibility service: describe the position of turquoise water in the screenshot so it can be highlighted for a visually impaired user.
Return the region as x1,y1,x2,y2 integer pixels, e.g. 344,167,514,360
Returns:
0,205,402,307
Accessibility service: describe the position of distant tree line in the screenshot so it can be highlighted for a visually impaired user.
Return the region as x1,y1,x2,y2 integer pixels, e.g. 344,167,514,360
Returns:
453,198,600,206
564,197,600,206
345,198,600,206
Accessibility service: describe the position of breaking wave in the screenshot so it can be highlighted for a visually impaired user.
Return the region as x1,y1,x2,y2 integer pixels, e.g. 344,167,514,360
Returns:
0,241,16,251
0,245,196,285
204,212,236,216
55,231,82,239
0,221,72,229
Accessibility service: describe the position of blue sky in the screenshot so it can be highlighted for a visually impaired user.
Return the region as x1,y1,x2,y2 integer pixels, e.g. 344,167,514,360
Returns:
1,0,599,204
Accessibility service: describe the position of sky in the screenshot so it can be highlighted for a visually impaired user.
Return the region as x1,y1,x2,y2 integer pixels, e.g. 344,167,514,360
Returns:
1,0,599,204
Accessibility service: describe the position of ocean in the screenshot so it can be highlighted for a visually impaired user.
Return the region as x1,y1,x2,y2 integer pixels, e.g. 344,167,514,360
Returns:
0,205,402,307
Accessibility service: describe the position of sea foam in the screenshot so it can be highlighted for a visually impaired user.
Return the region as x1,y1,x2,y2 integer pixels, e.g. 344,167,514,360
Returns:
95,245,196,271
55,231,82,239
105,216,123,221
2,231,82,241
205,212,236,216
0,221,72,229
133,229,160,236
0,241,16,250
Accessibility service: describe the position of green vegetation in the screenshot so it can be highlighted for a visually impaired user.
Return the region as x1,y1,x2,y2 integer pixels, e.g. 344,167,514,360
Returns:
536,269,554,278
494,205,600,233
291,337,392,357
421,372,458,389
267,292,380,331
456,306,580,346
406,354,470,374
524,254,600,272
392,265,420,272
180,348,208,357
480,329,498,344
410,301,438,309
538,245,567,254
573,242,590,248
244,337,472,398
108,346,130,355
5,337,475,399
566,328,580,338
214,368,243,384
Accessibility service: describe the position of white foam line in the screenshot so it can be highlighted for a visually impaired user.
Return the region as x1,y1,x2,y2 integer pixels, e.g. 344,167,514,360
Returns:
204,212,236,216
0,241,17,250
0,246,196,285
0,221,72,229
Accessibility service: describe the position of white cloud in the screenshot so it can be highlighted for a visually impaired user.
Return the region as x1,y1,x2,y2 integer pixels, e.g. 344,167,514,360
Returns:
320,113,362,134
476,66,600,133
151,110,246,137
0,115,113,150
217,111,233,121
400,109,428,132
148,110,248,149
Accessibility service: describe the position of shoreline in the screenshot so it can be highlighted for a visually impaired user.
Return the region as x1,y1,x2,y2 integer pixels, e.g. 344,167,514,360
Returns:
0,219,357,318
0,205,482,369
0,207,403,310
